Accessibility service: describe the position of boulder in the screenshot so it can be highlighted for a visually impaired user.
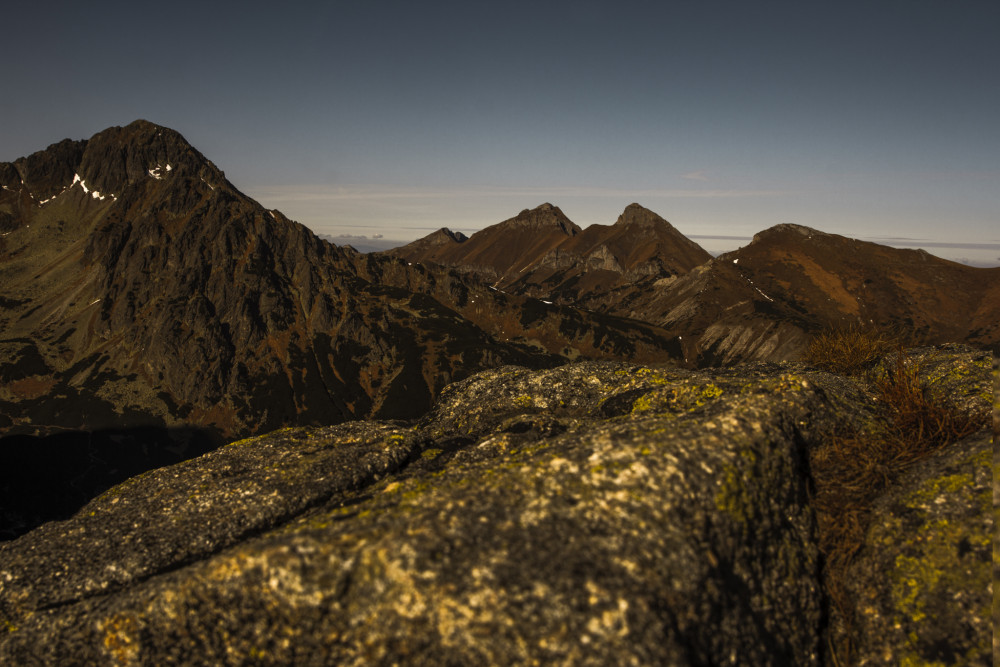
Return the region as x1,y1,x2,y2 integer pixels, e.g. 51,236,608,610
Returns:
0,349,991,665
845,430,992,666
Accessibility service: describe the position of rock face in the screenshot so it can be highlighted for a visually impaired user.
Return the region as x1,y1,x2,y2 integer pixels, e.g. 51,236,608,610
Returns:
846,431,992,666
0,348,990,665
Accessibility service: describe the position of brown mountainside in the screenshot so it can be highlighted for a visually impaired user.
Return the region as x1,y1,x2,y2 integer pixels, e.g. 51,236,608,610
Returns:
393,208,998,366
613,224,1000,364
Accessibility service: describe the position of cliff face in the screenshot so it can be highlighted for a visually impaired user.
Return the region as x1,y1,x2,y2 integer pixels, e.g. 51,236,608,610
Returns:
0,347,990,665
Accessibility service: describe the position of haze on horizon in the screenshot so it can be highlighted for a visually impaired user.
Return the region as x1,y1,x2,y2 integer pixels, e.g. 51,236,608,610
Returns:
2,1,997,265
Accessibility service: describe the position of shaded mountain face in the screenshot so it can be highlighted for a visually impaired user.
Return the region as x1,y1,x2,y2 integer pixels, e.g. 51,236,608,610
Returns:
389,202,712,304
0,121,682,445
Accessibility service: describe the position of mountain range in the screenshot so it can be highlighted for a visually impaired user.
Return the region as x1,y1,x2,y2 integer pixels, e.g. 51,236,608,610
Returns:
1,120,997,536
390,204,999,366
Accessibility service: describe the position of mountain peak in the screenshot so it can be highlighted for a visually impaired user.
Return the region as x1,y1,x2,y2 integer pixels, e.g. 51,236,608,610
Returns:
505,203,581,236
751,223,827,245
435,227,468,243
614,203,671,228
79,120,218,194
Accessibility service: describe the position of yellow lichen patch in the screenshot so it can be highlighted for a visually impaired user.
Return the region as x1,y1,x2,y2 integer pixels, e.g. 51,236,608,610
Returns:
98,612,142,666
889,514,991,647
712,446,765,527
631,382,724,415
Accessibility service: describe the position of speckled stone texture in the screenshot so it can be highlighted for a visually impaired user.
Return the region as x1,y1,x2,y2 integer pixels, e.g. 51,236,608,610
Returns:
0,348,992,665
846,431,992,666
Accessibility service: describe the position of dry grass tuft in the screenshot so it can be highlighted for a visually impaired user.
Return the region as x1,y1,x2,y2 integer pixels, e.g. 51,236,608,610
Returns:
810,346,986,665
804,325,906,376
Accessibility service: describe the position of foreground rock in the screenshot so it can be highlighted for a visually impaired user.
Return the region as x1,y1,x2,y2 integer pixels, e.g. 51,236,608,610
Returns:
0,349,991,665
847,431,992,666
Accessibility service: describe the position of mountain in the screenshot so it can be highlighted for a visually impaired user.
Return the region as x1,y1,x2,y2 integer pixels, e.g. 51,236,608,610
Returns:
395,208,999,366
614,224,1000,365
388,202,712,305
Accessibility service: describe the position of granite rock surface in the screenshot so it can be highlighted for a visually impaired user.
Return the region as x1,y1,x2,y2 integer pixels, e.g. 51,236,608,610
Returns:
0,349,991,665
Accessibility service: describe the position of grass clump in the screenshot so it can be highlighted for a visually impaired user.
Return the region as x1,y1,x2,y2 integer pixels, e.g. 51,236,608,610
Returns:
809,346,987,665
804,325,906,376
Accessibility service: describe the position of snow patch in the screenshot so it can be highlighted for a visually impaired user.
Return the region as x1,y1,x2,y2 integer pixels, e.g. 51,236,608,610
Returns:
732,258,739,264
72,174,91,194
542,300,553,305
89,298,101,306
165,164,172,171
269,211,276,220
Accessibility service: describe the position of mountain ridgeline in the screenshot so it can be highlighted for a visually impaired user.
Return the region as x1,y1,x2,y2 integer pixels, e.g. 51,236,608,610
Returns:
3,120,998,441
391,208,999,366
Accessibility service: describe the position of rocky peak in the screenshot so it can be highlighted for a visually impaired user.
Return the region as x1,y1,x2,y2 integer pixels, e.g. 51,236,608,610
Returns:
0,120,222,207
432,227,468,244
2,138,87,200
614,202,669,228
750,223,827,245
505,203,581,236
77,120,220,195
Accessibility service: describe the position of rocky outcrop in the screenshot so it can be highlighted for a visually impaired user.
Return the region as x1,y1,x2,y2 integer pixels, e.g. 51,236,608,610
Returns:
0,348,989,665
845,431,992,665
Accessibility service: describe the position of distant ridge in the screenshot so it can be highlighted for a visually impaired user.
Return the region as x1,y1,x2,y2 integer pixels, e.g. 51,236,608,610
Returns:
390,204,999,365
388,202,712,301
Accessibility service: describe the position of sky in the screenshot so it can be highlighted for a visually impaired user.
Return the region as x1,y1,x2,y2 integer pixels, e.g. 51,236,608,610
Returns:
2,1,998,265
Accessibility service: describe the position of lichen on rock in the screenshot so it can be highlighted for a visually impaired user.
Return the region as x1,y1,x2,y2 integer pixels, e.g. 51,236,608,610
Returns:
0,349,992,665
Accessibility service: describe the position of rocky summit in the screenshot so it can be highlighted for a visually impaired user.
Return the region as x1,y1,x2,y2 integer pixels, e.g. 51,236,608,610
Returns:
0,346,991,665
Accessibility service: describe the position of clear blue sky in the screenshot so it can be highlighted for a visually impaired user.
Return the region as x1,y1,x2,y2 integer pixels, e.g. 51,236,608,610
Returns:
3,1,998,264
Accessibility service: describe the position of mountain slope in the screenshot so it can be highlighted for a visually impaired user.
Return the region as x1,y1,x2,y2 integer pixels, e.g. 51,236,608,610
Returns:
616,224,1000,364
